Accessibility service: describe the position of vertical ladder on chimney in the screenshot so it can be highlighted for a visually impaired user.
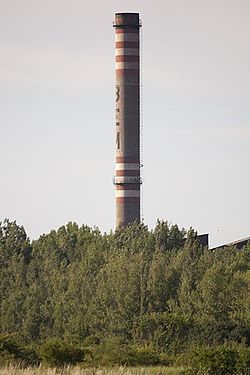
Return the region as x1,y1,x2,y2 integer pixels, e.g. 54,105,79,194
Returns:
139,21,144,222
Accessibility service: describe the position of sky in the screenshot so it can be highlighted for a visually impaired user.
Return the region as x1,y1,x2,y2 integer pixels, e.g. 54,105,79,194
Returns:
0,0,250,248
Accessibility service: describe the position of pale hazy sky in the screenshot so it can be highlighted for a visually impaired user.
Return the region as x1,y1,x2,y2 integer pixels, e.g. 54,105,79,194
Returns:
1,0,250,247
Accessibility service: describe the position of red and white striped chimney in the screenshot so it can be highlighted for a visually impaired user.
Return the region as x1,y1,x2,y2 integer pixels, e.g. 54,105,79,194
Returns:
113,12,142,228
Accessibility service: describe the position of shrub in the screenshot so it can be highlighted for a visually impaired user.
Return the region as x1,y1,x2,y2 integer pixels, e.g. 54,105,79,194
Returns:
236,344,250,373
0,334,39,365
0,334,18,364
132,346,160,366
159,352,175,366
85,339,162,367
39,338,84,367
189,345,239,375
87,338,134,366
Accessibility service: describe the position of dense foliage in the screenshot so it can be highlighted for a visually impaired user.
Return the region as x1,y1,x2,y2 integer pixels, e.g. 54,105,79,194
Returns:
0,219,249,369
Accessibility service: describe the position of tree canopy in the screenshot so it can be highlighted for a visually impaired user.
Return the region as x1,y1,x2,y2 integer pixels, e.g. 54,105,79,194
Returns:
0,219,249,356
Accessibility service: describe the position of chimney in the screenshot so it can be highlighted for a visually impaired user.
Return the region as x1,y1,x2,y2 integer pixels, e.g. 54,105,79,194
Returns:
113,13,142,227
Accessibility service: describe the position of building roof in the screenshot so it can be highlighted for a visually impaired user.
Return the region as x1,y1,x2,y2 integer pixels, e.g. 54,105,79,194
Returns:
211,236,250,250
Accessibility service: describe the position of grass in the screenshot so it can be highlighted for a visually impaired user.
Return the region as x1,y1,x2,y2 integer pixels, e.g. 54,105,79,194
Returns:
1,366,250,375
0,366,186,375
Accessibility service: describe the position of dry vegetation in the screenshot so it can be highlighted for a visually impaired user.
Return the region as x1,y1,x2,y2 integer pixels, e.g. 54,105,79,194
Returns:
0,366,186,375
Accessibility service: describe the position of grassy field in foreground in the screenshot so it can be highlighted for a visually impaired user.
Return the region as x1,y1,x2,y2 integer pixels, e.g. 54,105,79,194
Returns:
0,366,186,375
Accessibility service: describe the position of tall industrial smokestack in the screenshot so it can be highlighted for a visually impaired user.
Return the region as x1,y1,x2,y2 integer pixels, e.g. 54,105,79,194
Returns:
113,12,142,228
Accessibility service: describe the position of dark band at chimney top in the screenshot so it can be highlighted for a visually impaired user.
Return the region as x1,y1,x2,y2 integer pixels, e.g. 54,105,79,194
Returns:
113,13,141,28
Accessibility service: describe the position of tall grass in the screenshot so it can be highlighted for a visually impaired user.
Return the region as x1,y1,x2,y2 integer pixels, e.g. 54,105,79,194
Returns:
0,366,185,375
1,366,249,375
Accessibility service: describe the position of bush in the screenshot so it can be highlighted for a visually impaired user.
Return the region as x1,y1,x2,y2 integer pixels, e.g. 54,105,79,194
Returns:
85,339,163,367
0,334,39,365
236,344,250,373
0,334,18,364
86,338,134,366
39,338,84,367
132,346,161,366
189,345,239,375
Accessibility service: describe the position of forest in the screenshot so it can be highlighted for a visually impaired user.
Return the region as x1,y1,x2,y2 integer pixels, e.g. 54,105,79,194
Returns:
0,219,249,372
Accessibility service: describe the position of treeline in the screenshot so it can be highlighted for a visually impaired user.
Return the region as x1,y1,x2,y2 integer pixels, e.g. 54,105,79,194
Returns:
0,219,249,368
